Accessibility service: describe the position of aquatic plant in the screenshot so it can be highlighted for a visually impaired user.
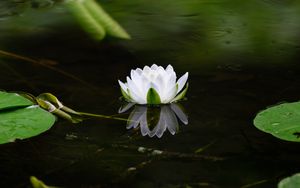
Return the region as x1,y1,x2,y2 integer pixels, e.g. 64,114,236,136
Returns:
278,173,300,188
0,91,129,144
118,64,189,105
67,0,130,40
0,0,130,40
254,101,300,142
30,176,56,188
0,91,56,144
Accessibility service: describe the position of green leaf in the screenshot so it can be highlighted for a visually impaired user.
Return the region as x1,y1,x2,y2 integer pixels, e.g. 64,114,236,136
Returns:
120,87,131,101
254,101,300,142
0,91,34,110
171,83,189,103
30,176,50,188
37,93,63,109
0,106,56,144
278,173,300,188
147,88,161,105
66,0,130,40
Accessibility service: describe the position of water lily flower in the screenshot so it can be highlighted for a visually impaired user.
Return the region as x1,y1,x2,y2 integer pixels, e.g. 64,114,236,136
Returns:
119,103,188,138
118,64,188,105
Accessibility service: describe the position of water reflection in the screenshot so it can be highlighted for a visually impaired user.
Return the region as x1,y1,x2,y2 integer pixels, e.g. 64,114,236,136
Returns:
119,103,188,138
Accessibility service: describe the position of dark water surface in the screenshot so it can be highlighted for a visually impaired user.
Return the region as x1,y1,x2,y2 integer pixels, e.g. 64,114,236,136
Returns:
1,0,300,187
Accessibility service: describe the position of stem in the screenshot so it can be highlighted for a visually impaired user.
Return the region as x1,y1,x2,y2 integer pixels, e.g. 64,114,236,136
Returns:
78,111,130,122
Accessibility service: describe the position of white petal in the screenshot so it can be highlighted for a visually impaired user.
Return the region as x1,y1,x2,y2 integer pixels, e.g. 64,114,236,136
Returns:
164,107,178,135
129,91,146,104
130,70,135,79
153,74,165,96
140,75,151,97
163,75,176,99
135,68,143,75
157,65,164,72
127,106,146,129
149,82,161,97
166,72,176,86
170,104,188,124
118,80,128,94
118,102,135,113
153,108,168,138
127,77,146,104
151,64,158,70
131,70,143,92
126,76,134,89
176,72,189,94
153,121,166,138
163,84,178,103
143,66,151,74
140,113,150,136
166,65,174,73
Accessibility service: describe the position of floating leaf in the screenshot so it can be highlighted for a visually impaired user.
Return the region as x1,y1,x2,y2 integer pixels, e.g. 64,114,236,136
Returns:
0,91,33,110
278,173,300,188
254,101,300,142
0,106,56,144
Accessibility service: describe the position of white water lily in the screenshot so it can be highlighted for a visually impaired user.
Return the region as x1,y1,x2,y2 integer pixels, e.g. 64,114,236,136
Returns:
118,64,188,104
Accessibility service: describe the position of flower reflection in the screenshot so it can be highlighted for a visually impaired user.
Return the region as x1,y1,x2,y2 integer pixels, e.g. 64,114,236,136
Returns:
119,103,188,138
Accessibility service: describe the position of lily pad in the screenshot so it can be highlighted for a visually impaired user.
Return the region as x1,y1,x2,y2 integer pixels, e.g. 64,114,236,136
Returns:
0,91,33,110
278,173,300,188
0,106,56,144
0,91,56,144
254,101,300,142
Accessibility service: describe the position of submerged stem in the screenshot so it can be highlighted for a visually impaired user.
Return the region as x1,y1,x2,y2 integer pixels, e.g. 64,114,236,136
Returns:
0,50,99,91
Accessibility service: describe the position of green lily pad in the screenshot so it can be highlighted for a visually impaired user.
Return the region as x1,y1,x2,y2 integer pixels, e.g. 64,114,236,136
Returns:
254,101,300,142
278,173,300,188
0,91,56,144
0,105,56,144
0,91,33,110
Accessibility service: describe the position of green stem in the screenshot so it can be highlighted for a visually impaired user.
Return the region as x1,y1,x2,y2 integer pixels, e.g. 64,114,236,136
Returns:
53,109,82,123
78,111,130,122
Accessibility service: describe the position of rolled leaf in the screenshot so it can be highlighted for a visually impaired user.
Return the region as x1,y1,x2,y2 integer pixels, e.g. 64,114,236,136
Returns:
83,0,130,39
67,0,106,40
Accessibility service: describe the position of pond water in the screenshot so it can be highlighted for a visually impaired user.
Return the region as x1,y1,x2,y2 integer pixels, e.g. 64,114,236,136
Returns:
1,0,300,187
